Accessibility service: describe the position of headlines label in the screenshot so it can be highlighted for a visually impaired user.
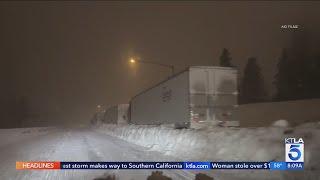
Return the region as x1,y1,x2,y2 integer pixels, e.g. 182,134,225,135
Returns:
16,161,60,170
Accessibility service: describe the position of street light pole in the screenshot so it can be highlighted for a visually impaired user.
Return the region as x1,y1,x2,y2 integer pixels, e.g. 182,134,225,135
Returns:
130,58,174,76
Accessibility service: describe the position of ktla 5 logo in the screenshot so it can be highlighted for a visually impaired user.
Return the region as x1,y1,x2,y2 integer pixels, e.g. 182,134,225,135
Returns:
285,138,304,162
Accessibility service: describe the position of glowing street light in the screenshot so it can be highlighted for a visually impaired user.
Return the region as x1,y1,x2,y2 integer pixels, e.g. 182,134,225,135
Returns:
128,57,174,76
130,58,136,64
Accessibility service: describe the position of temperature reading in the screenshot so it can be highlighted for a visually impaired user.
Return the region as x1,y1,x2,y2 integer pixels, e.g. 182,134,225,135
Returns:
270,162,286,170
273,163,282,168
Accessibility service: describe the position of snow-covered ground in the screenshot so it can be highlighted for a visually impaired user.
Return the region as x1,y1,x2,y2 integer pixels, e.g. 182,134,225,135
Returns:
95,121,320,180
0,127,54,149
0,127,196,180
0,121,319,180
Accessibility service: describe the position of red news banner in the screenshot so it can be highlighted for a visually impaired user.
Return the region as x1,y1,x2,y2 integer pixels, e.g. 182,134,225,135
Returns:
16,162,60,170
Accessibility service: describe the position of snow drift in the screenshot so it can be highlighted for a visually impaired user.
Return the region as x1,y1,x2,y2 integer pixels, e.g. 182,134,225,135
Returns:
0,127,53,149
95,122,320,171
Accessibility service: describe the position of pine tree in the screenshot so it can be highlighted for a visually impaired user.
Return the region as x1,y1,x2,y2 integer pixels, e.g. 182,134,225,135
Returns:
274,49,290,101
286,30,309,100
274,31,320,101
304,55,320,99
219,48,233,67
240,57,266,104
274,49,320,101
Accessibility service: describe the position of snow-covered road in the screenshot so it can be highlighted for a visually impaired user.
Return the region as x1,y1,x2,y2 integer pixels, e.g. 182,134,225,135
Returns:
0,126,318,180
0,128,194,180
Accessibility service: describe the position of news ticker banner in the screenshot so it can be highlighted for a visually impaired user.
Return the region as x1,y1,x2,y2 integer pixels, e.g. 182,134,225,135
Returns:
16,161,303,170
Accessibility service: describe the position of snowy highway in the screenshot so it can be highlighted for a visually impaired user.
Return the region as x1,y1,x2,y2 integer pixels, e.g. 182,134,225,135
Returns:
0,128,195,180
0,125,319,180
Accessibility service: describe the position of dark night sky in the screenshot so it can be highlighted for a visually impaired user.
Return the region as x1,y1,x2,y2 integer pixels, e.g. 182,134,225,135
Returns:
1,1,320,126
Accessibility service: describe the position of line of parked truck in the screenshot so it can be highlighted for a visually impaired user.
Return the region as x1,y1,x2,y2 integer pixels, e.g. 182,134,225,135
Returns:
91,66,239,128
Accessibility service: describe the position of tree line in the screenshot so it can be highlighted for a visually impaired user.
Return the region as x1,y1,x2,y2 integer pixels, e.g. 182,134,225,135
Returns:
218,48,320,104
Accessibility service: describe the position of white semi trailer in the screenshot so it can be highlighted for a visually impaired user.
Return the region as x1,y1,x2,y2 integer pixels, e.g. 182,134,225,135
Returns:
130,66,239,128
103,104,129,124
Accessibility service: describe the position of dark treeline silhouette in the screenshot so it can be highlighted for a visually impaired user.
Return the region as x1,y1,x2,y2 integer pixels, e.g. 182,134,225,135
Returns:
0,96,30,128
218,48,267,104
273,49,291,101
239,57,266,104
219,48,233,67
274,50,320,101
220,31,320,104
15,96,29,127
274,30,320,101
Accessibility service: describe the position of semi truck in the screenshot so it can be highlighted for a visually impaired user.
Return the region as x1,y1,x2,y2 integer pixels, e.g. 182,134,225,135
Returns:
103,104,129,124
129,66,239,128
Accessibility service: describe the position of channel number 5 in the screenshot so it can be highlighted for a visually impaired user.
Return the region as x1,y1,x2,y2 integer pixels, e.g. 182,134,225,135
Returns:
288,145,301,161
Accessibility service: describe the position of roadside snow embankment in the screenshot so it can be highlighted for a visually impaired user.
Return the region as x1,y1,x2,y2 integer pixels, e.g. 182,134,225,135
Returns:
0,127,54,149
96,122,319,171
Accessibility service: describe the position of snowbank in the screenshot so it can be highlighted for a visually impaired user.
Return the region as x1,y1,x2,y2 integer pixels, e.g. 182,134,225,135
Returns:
272,120,289,127
0,127,54,149
95,122,320,171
